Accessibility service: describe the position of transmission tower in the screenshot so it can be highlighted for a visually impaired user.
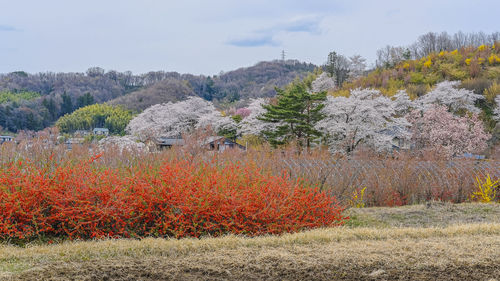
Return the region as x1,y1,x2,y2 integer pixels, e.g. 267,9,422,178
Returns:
281,50,286,61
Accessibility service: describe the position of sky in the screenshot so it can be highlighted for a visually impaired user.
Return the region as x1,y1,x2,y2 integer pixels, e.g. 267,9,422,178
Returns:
0,0,499,75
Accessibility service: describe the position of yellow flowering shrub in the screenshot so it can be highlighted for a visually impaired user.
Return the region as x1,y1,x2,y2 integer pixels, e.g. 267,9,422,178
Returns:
349,187,366,208
488,54,500,65
423,58,432,68
477,45,486,51
465,58,472,65
471,174,499,203
478,57,485,65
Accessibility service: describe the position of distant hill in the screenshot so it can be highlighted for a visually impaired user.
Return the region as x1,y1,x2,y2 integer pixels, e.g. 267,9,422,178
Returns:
111,60,317,111
0,60,316,132
109,78,196,112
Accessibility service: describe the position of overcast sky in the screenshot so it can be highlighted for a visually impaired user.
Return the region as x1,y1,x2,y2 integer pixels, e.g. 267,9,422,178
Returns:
0,0,498,75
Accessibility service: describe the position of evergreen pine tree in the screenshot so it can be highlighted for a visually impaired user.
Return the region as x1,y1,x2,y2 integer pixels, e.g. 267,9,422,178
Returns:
60,92,73,116
77,93,95,108
259,78,327,148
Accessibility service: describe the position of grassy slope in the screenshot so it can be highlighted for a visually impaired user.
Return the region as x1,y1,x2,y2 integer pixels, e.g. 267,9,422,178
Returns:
1,203,499,281
335,43,500,98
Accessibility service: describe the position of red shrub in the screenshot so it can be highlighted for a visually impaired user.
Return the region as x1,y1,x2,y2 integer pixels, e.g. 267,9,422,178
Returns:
0,157,346,241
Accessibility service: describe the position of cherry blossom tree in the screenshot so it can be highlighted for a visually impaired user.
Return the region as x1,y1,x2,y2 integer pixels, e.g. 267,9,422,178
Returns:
407,104,490,158
392,90,418,116
416,81,483,114
234,107,251,118
237,98,279,137
311,72,336,93
348,55,367,80
98,135,146,151
126,96,235,139
316,88,411,153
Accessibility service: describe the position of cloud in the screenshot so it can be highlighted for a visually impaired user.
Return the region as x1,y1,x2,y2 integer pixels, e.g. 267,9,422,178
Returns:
227,16,322,47
227,35,280,47
0,25,19,32
278,16,322,34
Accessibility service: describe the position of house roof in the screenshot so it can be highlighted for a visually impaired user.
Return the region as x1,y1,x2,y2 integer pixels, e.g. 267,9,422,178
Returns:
0,136,13,139
157,137,185,146
93,128,109,132
203,136,226,145
65,138,85,144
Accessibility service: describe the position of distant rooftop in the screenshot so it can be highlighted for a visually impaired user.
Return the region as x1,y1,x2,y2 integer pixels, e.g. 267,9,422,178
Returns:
157,137,185,146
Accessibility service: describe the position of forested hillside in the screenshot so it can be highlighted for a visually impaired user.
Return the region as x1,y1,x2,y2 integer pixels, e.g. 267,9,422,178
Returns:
0,60,316,132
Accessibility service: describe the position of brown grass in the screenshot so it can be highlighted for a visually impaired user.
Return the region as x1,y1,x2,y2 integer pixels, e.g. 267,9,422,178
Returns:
3,138,499,207
1,203,499,280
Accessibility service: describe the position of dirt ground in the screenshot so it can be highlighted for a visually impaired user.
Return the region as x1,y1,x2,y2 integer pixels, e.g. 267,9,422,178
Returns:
1,203,499,281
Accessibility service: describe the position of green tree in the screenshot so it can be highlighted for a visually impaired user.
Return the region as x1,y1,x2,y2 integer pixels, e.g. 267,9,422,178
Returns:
60,92,73,116
204,77,215,101
259,77,327,148
325,51,350,87
42,97,58,120
77,93,95,108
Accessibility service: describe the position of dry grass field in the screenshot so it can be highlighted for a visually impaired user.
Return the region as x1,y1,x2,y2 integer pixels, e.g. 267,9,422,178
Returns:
0,202,498,281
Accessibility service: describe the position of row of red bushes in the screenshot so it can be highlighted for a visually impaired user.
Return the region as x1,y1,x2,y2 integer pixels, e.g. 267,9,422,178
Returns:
0,155,346,241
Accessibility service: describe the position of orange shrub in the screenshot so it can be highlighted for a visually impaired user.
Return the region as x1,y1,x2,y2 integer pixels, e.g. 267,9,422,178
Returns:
0,155,346,241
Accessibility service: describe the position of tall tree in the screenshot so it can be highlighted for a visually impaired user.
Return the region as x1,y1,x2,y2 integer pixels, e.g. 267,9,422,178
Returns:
259,79,327,148
77,93,95,108
60,92,73,116
324,51,350,87
203,77,215,101
42,97,57,120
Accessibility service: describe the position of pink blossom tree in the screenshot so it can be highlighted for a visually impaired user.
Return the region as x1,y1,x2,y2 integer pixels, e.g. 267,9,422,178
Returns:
235,107,251,118
407,104,490,158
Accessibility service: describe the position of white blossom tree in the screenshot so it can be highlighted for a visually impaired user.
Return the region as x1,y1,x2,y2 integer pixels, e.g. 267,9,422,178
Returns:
315,89,411,153
237,98,279,137
391,89,419,116
126,96,235,139
98,135,146,151
197,111,238,138
348,55,367,80
311,72,336,93
416,81,483,114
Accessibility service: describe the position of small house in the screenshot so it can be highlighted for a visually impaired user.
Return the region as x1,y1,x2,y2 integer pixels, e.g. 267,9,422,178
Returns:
156,137,185,149
380,126,411,151
93,128,109,136
203,136,246,152
0,136,14,144
391,137,411,150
